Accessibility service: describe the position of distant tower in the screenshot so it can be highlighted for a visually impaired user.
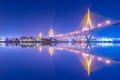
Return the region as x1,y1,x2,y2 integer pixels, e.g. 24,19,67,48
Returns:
39,32,43,38
82,8,93,31
48,27,54,37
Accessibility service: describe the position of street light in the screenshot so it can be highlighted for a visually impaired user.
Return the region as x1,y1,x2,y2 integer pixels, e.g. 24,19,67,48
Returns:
106,20,111,24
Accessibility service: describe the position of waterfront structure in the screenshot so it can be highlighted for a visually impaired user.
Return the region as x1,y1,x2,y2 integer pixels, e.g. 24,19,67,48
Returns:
48,27,54,38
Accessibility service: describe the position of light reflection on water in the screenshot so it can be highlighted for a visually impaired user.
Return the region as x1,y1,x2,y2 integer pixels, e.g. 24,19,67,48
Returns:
0,42,120,80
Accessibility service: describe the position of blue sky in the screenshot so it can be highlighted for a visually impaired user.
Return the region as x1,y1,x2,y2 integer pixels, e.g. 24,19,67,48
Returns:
0,0,119,37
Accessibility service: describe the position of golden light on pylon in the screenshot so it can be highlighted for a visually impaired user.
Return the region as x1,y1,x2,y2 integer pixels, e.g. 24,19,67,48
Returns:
81,53,93,76
82,8,93,31
48,47,54,56
86,55,93,75
48,27,54,37
39,32,42,38
39,46,42,53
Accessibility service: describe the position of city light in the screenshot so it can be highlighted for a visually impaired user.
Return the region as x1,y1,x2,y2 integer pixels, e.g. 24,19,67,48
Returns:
98,23,102,27
0,37,5,41
98,57,102,61
106,60,111,64
75,31,78,34
96,38,113,42
106,20,111,24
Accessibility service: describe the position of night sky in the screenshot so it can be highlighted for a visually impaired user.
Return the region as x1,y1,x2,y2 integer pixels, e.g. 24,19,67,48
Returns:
0,0,120,37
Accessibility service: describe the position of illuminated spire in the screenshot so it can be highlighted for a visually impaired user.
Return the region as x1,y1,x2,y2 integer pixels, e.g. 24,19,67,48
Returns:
48,27,54,37
39,32,42,38
82,8,93,31
48,47,54,56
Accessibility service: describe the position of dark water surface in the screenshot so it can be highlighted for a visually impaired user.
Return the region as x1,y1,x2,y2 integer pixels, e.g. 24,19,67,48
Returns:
0,43,120,80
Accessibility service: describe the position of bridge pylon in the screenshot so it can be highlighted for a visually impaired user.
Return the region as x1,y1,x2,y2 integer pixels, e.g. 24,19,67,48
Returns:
82,53,93,75
82,8,93,31
81,8,93,41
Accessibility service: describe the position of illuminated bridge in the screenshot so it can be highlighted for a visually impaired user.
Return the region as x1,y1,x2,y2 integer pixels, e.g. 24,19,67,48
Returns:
40,8,120,42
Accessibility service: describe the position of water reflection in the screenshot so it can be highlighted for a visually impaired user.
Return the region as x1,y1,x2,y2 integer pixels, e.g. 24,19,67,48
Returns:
1,42,120,76
55,43,119,75
38,46,42,52
48,47,54,56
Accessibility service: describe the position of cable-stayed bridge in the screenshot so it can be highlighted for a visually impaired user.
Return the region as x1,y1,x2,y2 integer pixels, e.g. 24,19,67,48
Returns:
41,8,120,42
